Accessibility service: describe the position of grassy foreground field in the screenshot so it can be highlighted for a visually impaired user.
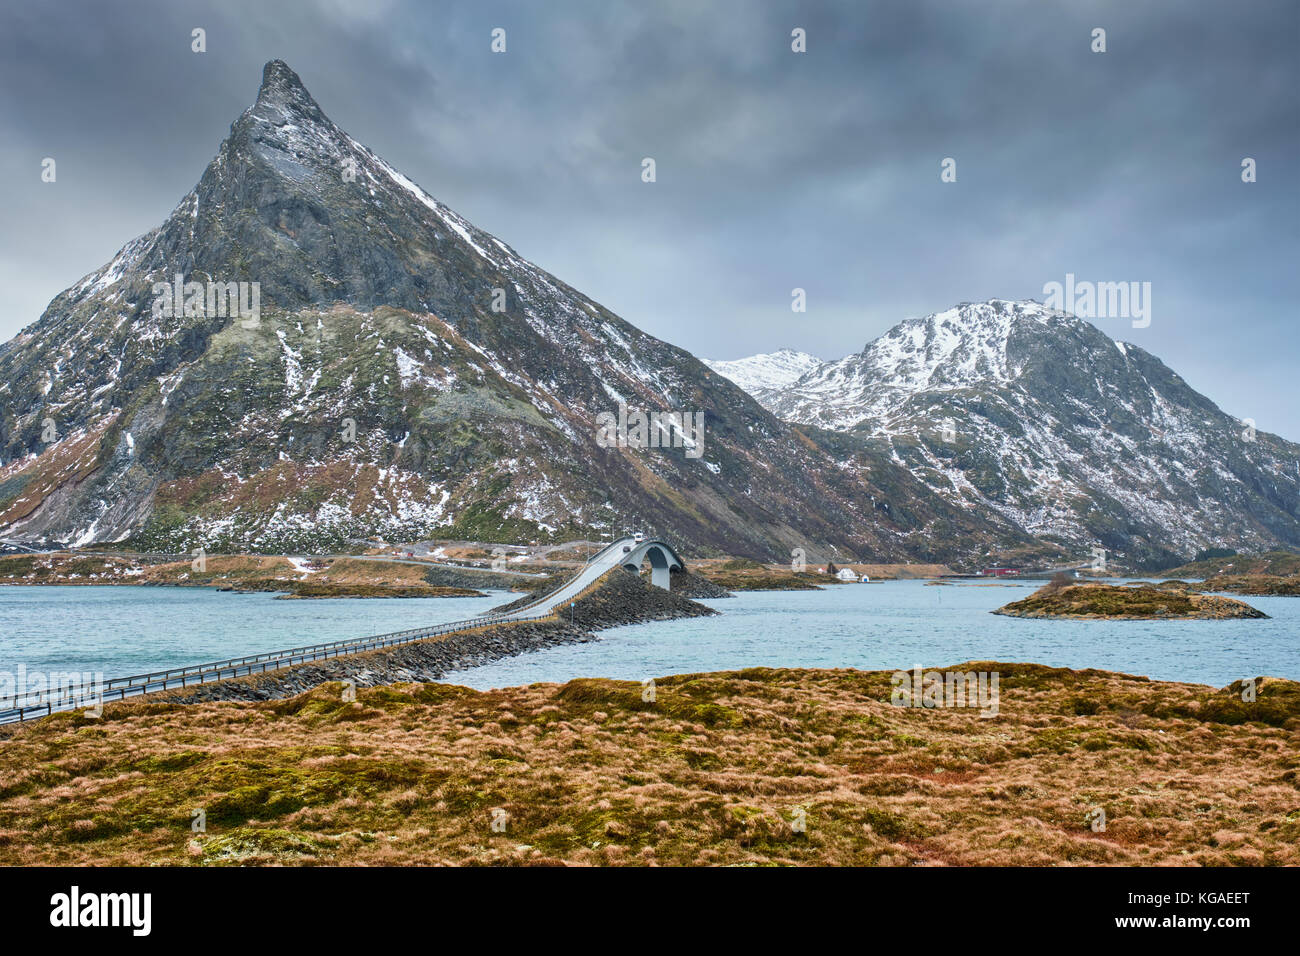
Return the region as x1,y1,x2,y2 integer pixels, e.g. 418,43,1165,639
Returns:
1,664,1297,866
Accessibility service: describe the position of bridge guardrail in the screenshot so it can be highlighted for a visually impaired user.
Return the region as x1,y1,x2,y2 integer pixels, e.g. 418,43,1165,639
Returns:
0,538,636,725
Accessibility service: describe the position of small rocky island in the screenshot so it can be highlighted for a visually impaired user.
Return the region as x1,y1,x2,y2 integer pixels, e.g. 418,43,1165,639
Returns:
994,580,1268,620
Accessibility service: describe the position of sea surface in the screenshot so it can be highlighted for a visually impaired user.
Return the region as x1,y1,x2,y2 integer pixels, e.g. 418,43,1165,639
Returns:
1,581,1295,689
452,580,1300,690
0,585,509,679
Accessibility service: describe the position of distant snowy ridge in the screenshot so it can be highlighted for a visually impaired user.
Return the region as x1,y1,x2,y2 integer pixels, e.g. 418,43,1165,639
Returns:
703,349,823,403
718,298,1300,565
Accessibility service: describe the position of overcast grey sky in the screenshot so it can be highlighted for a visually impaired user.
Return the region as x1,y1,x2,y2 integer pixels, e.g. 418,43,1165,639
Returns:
1,0,1297,435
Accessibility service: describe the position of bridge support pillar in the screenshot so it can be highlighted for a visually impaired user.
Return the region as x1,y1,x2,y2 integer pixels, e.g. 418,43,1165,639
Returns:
651,564,671,590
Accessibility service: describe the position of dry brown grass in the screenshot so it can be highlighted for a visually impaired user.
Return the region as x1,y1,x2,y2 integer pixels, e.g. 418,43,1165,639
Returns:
0,664,1296,866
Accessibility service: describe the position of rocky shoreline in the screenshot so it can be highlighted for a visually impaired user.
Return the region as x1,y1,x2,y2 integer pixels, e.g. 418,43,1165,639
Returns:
1188,575,1300,597
274,581,483,599
667,567,734,599
418,564,542,591
147,568,720,707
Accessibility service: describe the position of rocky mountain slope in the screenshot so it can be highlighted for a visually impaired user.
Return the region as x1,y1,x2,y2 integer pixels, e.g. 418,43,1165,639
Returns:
0,61,1029,563
715,300,1300,567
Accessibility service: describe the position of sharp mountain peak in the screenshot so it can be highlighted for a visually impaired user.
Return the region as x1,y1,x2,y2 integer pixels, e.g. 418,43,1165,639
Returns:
244,59,331,128
3,58,943,563
257,59,310,101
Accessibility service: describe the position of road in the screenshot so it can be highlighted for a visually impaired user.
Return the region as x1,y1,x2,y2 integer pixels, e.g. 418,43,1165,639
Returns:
495,537,642,618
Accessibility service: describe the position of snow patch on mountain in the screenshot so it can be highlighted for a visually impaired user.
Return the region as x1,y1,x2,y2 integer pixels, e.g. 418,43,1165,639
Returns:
703,349,823,402
726,299,1300,563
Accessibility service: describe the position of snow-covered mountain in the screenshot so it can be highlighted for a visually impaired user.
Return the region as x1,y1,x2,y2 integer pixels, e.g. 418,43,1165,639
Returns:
7,64,1284,568
703,349,822,405
0,61,1021,562
730,299,1300,567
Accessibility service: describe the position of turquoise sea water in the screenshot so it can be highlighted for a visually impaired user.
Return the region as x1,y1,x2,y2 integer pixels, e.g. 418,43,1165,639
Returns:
0,585,508,678
452,580,1300,690
0,581,1294,689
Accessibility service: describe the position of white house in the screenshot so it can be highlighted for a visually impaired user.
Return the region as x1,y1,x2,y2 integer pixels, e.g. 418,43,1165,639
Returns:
836,567,858,582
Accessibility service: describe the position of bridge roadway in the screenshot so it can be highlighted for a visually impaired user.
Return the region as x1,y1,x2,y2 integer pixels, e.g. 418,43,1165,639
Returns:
0,536,684,724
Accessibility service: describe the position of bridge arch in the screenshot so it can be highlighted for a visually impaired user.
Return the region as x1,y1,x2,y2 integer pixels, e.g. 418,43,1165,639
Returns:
621,540,684,590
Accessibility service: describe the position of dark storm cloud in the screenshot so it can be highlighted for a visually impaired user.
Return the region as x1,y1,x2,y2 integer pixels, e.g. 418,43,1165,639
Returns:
1,0,1296,434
